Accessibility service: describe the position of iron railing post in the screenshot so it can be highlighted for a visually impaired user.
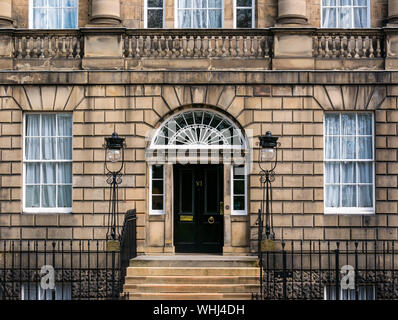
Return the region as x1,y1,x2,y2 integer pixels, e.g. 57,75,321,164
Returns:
282,243,287,300
335,242,340,301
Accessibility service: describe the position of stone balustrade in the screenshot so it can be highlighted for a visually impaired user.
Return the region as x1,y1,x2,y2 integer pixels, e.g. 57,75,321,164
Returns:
12,31,83,59
123,30,273,59
0,28,395,70
313,30,385,59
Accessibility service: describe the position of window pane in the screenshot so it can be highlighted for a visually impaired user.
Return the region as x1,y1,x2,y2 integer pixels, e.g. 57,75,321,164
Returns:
26,114,40,136
342,162,356,183
33,0,46,6
325,114,340,135
148,9,163,28
237,0,251,6
42,185,56,207
341,137,356,159
57,114,72,136
58,163,72,183
233,180,244,194
48,8,63,28
322,8,337,28
26,163,41,184
339,7,352,27
178,10,191,27
33,8,47,28
63,0,76,7
148,0,163,7
358,162,372,183
152,165,163,179
358,185,372,207
358,113,372,135
342,185,356,207
152,180,164,195
233,165,245,179
325,137,340,159
25,138,40,160
42,114,56,136
42,137,56,160
236,9,252,28
233,196,245,211
49,0,62,8
325,162,340,184
57,137,72,160
358,137,372,159
179,0,191,8
43,163,56,184
26,186,40,207
209,9,222,28
326,185,340,207
342,114,356,135
58,185,72,207
209,0,222,7
323,0,336,5
63,8,77,28
353,7,367,28
152,195,163,210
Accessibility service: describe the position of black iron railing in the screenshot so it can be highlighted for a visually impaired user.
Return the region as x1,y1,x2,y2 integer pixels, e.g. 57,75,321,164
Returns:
0,211,137,301
254,240,398,300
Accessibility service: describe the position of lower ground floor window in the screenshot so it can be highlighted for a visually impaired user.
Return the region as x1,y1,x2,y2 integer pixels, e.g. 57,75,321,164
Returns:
324,285,375,300
21,282,72,300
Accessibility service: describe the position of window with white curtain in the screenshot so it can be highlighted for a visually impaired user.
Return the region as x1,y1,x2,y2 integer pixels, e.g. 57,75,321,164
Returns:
324,113,374,214
324,285,375,300
231,165,247,215
150,165,165,214
146,0,164,28
22,282,72,300
24,113,73,213
176,0,223,28
235,0,254,28
321,0,370,28
30,0,78,29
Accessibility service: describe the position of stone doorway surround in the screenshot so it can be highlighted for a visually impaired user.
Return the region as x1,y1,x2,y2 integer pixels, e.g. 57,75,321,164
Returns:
145,107,251,255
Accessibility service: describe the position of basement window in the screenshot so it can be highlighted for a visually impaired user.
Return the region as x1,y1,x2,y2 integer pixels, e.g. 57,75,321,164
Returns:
324,285,375,300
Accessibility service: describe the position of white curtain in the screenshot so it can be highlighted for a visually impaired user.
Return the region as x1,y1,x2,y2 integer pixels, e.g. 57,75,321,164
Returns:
322,0,368,28
325,113,373,208
25,114,72,208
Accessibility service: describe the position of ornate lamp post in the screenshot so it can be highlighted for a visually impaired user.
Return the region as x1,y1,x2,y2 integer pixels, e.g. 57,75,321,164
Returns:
257,131,279,299
103,132,126,246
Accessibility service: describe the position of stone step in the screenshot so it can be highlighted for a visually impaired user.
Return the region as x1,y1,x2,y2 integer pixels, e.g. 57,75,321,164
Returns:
126,267,260,277
130,255,259,268
126,292,253,300
125,275,259,285
124,283,259,294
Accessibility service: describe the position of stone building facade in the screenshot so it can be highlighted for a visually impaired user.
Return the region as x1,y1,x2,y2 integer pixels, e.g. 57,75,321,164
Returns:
0,0,397,256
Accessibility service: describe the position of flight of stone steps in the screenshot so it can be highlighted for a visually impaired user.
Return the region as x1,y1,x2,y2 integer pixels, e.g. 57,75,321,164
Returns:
123,255,260,300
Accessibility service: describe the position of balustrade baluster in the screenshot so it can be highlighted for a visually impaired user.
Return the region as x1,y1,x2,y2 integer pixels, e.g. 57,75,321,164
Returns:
221,36,226,57
369,36,375,58
376,37,381,57
340,35,345,58
325,36,331,58
68,36,74,59
208,36,213,57
256,36,262,58
127,36,133,57
319,36,324,57
26,37,32,59
243,36,248,57
362,36,368,58
347,36,354,58
17,37,23,58
264,36,270,58
332,36,337,58
75,37,81,59
354,36,360,58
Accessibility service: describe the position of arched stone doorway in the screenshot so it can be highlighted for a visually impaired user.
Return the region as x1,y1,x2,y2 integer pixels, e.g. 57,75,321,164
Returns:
145,107,251,255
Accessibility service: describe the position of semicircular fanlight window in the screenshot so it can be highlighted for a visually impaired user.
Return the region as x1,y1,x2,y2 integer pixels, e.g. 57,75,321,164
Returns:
152,110,245,149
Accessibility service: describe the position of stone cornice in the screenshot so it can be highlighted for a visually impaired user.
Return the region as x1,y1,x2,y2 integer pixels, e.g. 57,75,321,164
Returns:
0,70,396,86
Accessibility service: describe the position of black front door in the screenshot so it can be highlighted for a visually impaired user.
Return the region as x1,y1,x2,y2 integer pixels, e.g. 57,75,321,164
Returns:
174,164,224,253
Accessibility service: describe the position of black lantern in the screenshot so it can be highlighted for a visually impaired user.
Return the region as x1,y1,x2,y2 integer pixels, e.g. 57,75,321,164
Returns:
257,131,280,241
257,131,279,299
103,132,126,243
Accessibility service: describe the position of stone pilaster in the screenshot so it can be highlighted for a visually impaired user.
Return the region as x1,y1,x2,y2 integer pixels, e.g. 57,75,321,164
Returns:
0,0,14,27
385,1,398,69
89,0,121,25
276,0,308,26
388,0,398,25
272,0,314,70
